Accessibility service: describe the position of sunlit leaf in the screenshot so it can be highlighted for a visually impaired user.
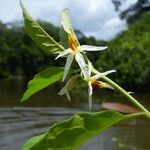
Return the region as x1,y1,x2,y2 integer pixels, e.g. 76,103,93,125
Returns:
21,67,64,102
20,0,64,54
22,110,127,150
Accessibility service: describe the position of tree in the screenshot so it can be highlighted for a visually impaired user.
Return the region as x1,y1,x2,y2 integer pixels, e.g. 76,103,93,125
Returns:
112,0,150,22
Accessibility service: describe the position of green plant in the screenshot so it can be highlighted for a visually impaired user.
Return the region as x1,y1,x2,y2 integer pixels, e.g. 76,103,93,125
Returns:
20,0,150,149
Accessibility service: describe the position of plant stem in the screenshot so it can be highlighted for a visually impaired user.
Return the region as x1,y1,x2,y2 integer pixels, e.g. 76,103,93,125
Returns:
126,112,146,119
82,52,150,119
92,68,150,119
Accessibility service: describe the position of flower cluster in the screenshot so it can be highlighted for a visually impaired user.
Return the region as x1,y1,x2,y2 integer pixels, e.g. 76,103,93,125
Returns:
56,9,115,110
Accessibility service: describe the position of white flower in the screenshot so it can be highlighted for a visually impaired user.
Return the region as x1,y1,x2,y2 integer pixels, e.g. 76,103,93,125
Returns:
56,8,108,82
86,61,116,110
58,76,78,101
56,34,107,81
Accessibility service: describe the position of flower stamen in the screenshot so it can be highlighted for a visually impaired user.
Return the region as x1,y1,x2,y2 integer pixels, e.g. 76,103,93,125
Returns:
90,80,108,89
68,34,78,52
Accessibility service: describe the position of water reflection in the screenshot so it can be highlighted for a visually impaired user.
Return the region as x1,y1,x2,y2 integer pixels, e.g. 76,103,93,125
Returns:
0,79,150,150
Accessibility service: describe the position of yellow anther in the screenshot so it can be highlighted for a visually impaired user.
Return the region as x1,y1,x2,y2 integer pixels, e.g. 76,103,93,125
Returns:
90,80,106,89
68,34,78,51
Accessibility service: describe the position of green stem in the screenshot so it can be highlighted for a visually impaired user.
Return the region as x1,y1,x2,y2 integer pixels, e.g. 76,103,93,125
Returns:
92,68,150,119
126,112,146,119
81,52,150,119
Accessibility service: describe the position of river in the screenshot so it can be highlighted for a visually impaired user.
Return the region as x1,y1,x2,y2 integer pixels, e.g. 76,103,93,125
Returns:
0,79,150,150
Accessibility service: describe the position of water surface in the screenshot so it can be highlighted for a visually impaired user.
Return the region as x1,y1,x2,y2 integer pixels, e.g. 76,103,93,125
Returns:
0,79,150,150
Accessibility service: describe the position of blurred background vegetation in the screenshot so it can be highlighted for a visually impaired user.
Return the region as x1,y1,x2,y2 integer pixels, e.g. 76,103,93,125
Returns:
0,0,150,90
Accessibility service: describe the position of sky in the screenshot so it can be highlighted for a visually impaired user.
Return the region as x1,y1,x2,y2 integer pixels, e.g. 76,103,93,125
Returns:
0,0,137,40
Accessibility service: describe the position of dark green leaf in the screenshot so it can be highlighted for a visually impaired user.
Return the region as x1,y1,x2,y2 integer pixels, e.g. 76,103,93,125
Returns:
22,110,127,150
20,0,64,54
21,67,64,102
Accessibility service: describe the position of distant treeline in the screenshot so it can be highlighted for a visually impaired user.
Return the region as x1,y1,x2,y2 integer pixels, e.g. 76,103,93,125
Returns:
0,12,150,89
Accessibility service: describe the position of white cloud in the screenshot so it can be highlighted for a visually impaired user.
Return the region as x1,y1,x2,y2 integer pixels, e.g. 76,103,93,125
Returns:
105,18,122,27
0,0,129,40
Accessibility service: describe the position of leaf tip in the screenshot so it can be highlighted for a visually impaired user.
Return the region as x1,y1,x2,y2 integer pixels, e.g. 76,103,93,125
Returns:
20,97,26,103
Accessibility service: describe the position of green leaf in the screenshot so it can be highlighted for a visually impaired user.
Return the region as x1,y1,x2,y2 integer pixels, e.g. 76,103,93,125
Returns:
20,0,64,54
22,110,127,150
21,67,64,102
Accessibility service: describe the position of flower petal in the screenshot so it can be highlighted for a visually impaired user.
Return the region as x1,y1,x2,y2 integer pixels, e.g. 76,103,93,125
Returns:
65,90,71,101
103,82,114,90
88,83,93,111
88,83,93,95
79,45,108,51
58,77,78,101
59,88,71,101
91,70,116,80
62,54,74,81
61,9,73,35
55,48,72,60
58,87,65,95
75,52,88,79
88,61,92,78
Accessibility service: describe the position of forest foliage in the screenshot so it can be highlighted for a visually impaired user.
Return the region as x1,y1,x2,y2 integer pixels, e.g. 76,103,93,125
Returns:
0,12,150,89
